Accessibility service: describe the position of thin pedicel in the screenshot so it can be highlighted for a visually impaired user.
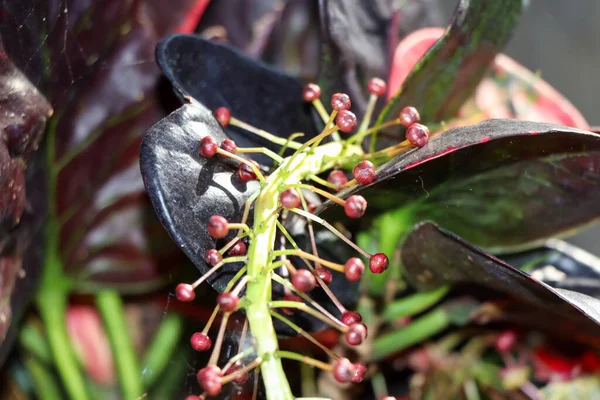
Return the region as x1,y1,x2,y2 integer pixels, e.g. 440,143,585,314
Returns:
177,78,429,399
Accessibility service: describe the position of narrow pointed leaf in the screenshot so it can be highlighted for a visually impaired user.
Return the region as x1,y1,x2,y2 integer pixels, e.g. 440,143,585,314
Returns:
402,222,600,344
412,153,600,253
322,119,600,253
156,35,318,164
377,0,523,140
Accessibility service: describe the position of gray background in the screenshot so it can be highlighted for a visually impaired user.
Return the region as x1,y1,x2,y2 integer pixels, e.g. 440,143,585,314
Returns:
439,0,600,253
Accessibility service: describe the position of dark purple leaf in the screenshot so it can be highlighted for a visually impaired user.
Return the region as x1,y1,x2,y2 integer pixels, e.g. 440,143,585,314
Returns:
401,222,600,346
156,34,318,164
504,240,600,299
321,119,600,252
0,0,204,293
377,0,522,142
196,0,282,51
260,0,321,79
0,41,52,362
318,0,441,116
198,0,322,79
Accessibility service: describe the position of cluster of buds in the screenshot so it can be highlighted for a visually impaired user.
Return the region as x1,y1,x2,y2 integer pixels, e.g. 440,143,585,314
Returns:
175,78,429,398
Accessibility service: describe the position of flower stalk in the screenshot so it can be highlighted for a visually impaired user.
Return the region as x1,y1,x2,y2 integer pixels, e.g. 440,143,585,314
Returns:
243,142,361,399
176,80,431,399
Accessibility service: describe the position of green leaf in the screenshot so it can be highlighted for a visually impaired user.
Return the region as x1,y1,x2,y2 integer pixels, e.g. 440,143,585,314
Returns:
470,362,502,391
324,119,600,254
381,286,449,322
413,153,600,253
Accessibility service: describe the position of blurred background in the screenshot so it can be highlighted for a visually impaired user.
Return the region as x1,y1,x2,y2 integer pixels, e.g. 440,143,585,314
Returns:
439,0,600,253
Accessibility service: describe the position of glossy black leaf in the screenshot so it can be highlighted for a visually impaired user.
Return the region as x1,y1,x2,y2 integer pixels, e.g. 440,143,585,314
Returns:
321,119,600,253
140,103,260,293
377,0,522,141
401,222,600,345
318,0,441,116
156,35,318,164
141,103,359,332
504,240,600,299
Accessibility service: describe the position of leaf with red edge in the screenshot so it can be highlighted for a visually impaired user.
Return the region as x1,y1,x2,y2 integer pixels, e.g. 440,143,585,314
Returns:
317,0,442,116
0,0,207,295
0,39,52,361
322,119,600,253
401,222,600,347
377,0,522,143
395,28,590,129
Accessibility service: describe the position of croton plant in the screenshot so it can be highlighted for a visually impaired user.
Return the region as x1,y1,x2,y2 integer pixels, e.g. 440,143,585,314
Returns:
1,0,600,399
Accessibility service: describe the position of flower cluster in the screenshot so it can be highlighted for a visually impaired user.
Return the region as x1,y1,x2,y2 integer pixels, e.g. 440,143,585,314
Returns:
171,78,430,399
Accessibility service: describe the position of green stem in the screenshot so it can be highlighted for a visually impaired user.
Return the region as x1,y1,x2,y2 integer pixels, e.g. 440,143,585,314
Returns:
37,287,89,400
245,182,295,400
371,307,450,361
96,290,142,400
366,207,413,295
464,379,481,400
151,348,189,400
24,355,62,400
381,286,450,322
277,351,331,371
370,371,389,400
243,141,362,400
140,313,183,389
300,354,317,397
40,116,89,400
231,118,303,149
